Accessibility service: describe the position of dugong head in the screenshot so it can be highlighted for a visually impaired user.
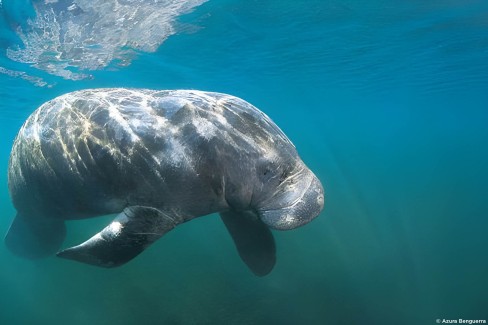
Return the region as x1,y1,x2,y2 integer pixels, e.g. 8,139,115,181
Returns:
256,162,324,231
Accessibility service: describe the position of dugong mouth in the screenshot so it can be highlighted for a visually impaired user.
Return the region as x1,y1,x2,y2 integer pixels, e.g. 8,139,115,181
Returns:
259,173,324,230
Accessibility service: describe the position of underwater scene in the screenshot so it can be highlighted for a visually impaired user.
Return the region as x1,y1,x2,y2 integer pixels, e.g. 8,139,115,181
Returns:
1,0,487,324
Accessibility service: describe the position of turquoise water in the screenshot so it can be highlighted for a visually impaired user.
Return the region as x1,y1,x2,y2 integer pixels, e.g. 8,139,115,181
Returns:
1,0,488,324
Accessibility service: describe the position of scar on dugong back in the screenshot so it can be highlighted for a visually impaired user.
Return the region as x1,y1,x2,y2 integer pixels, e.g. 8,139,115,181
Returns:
5,89,324,276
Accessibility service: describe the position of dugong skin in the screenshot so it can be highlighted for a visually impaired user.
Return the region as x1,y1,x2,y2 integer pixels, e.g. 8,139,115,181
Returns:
6,88,324,275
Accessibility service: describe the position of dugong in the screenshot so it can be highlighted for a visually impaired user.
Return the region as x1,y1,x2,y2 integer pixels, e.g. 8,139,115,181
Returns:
6,89,324,276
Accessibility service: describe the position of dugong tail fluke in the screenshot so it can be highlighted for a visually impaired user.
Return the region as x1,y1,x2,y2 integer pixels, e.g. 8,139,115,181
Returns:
57,206,182,268
221,211,276,277
5,214,66,259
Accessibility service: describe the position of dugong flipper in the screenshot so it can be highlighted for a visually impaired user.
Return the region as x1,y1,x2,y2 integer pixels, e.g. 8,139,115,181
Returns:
57,208,276,273
57,206,181,267
221,211,276,276
6,89,324,276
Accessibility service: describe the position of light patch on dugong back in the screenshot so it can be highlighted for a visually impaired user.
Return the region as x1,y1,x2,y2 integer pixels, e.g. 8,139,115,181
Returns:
152,96,188,118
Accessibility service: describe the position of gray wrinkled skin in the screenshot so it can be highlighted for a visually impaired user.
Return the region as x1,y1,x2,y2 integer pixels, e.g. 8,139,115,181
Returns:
7,88,324,274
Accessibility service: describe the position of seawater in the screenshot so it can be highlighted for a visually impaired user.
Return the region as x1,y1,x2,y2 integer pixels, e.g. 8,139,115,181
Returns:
1,1,488,324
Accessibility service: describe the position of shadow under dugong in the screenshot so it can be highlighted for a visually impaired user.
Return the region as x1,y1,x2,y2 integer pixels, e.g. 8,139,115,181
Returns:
5,89,324,276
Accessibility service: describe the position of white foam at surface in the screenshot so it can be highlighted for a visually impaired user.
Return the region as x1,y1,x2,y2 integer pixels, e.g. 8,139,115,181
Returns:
6,0,207,80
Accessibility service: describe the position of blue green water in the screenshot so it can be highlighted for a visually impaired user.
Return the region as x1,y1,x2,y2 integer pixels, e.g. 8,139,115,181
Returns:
1,0,488,324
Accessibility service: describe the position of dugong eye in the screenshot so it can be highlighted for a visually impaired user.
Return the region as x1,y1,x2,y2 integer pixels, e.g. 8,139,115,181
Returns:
259,164,275,183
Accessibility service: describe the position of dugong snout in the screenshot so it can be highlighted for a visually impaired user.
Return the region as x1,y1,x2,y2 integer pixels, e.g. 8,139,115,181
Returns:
259,172,324,230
